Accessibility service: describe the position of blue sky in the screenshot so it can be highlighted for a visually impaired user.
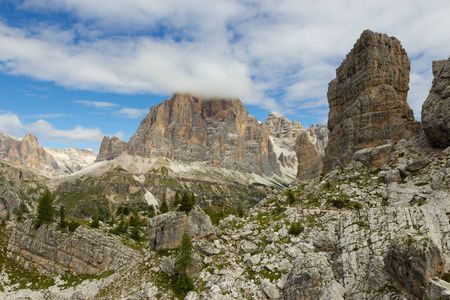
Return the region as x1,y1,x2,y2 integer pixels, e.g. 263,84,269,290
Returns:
1,0,449,152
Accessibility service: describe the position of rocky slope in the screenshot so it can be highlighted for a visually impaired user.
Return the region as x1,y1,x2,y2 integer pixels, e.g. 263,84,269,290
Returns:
324,29,419,173
0,159,47,218
127,94,279,176
95,136,127,162
422,56,450,148
0,132,96,177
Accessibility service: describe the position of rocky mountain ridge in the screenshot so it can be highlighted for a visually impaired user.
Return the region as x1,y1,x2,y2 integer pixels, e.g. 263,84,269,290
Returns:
0,132,96,177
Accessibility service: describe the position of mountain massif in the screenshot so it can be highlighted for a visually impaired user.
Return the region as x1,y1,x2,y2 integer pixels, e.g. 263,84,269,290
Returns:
0,29,449,300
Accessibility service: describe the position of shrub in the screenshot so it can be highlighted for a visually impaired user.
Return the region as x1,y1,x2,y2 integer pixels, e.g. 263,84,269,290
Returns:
148,205,155,218
417,198,425,206
90,216,99,228
352,202,362,210
286,189,296,204
173,274,194,294
130,227,141,241
237,203,245,218
68,221,80,232
288,222,304,236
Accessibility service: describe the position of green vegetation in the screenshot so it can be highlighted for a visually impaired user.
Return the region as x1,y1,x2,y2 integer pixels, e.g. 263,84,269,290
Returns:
288,222,304,236
179,192,195,213
160,195,169,213
148,205,156,218
202,205,235,225
67,220,80,232
58,205,67,229
35,189,55,228
286,189,296,204
174,231,195,294
90,216,100,228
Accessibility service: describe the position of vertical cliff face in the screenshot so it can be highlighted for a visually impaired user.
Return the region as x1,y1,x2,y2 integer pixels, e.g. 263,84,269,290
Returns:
323,30,418,173
95,136,128,162
422,57,450,148
127,94,280,176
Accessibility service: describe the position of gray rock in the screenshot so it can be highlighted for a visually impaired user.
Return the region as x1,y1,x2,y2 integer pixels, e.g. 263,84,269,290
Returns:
195,240,220,256
238,240,258,254
95,136,127,162
422,57,450,148
147,205,214,250
384,234,446,298
260,279,280,300
295,131,322,180
160,257,176,276
283,253,335,300
426,277,450,300
352,144,393,170
7,220,139,275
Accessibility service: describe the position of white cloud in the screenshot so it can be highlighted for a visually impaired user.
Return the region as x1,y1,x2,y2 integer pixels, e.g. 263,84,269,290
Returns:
1,0,449,122
25,113,70,119
74,100,119,109
0,112,105,143
114,108,148,119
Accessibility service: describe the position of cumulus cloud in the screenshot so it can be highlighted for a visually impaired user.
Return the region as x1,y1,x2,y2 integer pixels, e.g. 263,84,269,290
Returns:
114,108,149,119
1,0,450,121
0,112,106,143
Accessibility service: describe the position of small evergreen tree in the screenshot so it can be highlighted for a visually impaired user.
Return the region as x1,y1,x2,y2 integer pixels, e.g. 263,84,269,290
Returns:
190,193,196,207
109,214,115,226
176,231,193,274
129,210,139,228
58,205,67,229
173,191,181,207
35,190,55,228
148,205,155,218
160,194,169,213
179,192,194,213
116,206,124,216
130,226,140,241
237,202,245,218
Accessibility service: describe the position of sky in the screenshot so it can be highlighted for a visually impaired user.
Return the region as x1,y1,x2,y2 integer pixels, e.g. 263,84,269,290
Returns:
0,0,449,153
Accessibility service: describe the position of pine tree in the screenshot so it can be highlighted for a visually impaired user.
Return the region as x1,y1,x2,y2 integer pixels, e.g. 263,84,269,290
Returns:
190,192,196,207
58,205,67,229
148,205,155,218
35,190,55,228
176,231,193,274
179,192,193,212
160,194,169,213
173,191,181,207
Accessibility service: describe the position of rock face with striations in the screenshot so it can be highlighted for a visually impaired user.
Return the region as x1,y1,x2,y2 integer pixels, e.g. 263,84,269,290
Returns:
7,220,139,275
95,136,128,162
323,30,418,173
295,131,322,180
422,57,450,148
128,94,280,176
146,205,214,250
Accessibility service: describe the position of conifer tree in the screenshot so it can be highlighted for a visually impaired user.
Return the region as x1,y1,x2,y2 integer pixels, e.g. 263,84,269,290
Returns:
176,231,193,274
160,194,169,213
35,190,55,228
179,191,193,212
148,205,155,218
58,205,67,229
173,191,181,207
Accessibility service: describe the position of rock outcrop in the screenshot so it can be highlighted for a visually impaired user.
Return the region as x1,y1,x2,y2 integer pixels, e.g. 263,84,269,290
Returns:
384,234,445,298
0,132,95,176
422,57,450,148
7,220,139,275
295,131,321,180
146,205,214,250
95,136,128,162
128,94,280,176
324,29,418,173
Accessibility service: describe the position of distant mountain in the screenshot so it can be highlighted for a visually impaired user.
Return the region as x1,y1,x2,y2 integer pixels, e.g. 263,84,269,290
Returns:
0,132,96,177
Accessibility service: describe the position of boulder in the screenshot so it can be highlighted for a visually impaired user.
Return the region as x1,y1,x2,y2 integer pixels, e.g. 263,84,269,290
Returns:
426,277,450,300
260,279,281,300
422,57,450,148
283,253,335,300
352,143,393,170
323,30,418,173
384,234,446,298
146,205,214,250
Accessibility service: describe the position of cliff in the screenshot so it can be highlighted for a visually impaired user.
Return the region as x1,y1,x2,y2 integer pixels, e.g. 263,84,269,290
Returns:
323,30,419,173
127,94,280,176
